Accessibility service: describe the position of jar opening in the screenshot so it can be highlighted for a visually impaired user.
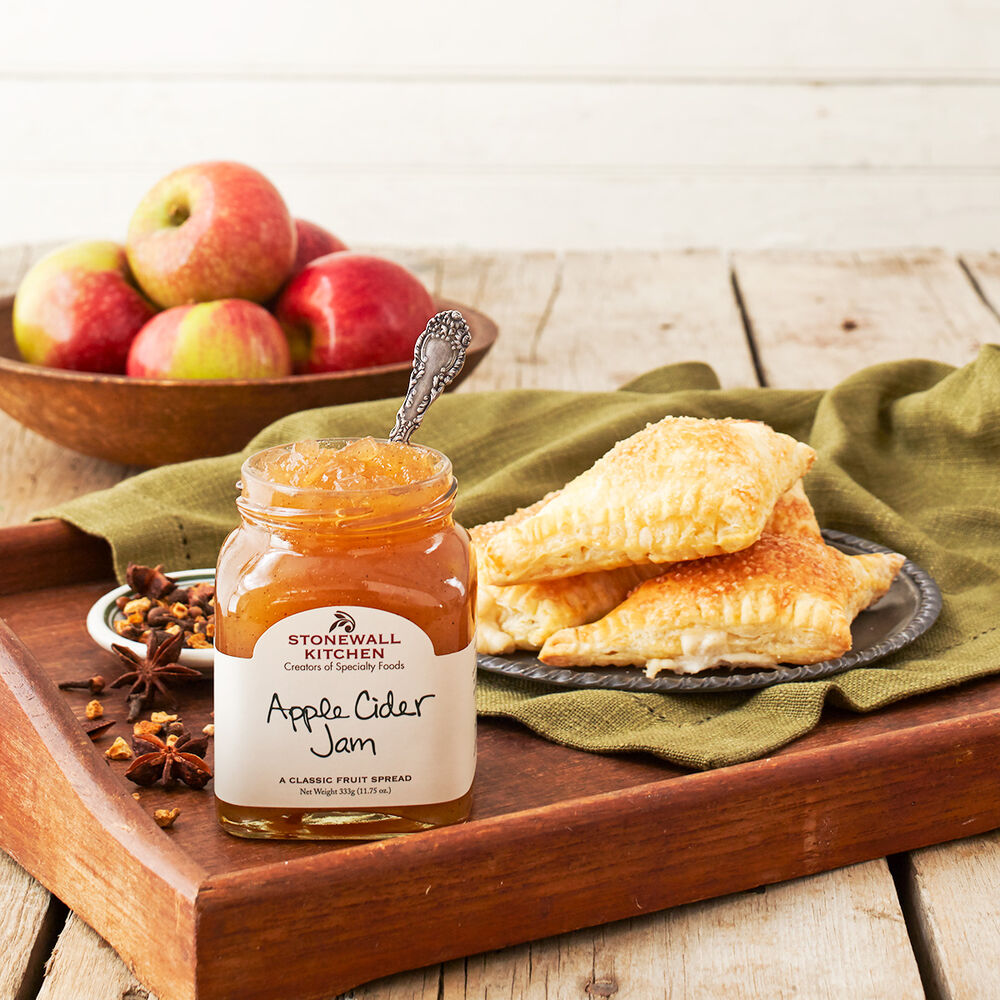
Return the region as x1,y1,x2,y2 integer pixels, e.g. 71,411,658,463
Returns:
237,437,456,526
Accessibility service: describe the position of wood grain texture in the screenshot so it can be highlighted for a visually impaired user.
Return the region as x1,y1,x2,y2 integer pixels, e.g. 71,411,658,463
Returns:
0,245,30,298
900,831,1000,1000
442,252,562,392
332,968,439,1000
0,246,996,1000
0,618,204,1000
9,82,1000,173
6,4,1000,251
0,295,495,466
3,526,1000,999
413,251,755,391
9,0,1000,80
13,169,1000,251
959,251,1000,320
0,851,63,1000
741,247,1000,1000
6,0,1000,78
446,861,923,1000
3,562,998,878
36,913,154,1000
190,700,1000,1000
0,410,137,527
734,249,998,387
0,242,88,1000
0,520,111,595
519,251,757,391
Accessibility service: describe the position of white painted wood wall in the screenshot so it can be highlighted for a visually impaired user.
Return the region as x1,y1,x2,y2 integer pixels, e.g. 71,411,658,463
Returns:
3,0,1000,250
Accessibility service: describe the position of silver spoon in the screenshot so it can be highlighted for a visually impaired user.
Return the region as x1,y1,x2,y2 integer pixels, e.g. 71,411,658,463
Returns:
388,310,472,444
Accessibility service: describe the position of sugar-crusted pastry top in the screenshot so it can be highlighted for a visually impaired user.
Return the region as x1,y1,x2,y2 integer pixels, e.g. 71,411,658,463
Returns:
761,479,821,540
479,417,816,586
472,479,821,656
538,530,904,676
470,492,662,654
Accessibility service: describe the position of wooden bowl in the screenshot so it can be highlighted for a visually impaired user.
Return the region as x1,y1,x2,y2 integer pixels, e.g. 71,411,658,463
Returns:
0,296,497,466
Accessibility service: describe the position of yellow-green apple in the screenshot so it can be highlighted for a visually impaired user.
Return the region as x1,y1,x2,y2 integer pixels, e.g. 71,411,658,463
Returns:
274,252,435,373
12,240,157,373
126,162,296,308
125,299,292,379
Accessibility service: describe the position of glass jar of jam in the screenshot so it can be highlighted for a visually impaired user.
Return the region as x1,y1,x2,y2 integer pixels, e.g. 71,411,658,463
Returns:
213,437,476,840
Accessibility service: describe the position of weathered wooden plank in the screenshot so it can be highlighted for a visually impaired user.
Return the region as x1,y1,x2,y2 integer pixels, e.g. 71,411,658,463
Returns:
12,169,1000,252
959,251,1000,320
0,414,138,528
440,251,561,392
899,831,1000,1000
738,245,1000,1000
430,247,915,1000
0,245,29,299
0,244,934,1000
0,851,63,1000
35,913,155,1000
4,1,1000,79
333,968,440,1000
734,249,998,387
441,862,922,1000
8,82,1000,173
519,250,757,391
0,245,72,1000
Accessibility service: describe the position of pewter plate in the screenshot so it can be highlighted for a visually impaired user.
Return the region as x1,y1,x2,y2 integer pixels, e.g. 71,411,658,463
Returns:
475,531,942,694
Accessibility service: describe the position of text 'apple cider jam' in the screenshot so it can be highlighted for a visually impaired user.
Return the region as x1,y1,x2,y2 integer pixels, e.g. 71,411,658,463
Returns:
213,437,476,840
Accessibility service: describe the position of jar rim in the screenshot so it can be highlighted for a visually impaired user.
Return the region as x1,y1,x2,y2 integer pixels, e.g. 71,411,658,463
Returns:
240,437,453,499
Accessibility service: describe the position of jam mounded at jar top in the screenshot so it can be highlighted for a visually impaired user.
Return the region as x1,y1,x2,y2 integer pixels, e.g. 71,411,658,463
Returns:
213,437,477,840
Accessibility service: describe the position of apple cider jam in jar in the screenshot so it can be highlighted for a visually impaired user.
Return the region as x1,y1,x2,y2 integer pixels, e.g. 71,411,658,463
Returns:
213,437,476,840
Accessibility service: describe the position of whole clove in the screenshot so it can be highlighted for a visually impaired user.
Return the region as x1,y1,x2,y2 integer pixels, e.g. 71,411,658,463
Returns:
58,674,106,695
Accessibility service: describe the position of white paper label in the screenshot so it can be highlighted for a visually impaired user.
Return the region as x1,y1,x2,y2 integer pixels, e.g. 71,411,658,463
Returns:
213,606,476,808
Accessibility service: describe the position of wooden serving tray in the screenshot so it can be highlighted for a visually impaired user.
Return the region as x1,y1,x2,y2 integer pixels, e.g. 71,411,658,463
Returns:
2,521,1000,1000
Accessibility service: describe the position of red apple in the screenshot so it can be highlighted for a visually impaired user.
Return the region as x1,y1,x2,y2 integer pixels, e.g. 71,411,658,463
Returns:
274,252,435,373
126,161,296,308
266,219,348,308
126,299,292,379
290,219,347,277
12,240,157,373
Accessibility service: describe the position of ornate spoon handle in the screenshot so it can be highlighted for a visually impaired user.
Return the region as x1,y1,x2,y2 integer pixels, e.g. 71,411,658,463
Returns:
388,310,472,444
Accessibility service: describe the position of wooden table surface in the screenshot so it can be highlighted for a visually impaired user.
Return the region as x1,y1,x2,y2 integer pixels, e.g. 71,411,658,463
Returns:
1,243,999,1000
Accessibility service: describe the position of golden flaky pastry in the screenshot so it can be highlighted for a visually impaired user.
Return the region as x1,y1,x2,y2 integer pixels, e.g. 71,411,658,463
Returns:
539,530,905,677
479,417,816,586
472,479,819,657
762,479,821,541
471,494,663,655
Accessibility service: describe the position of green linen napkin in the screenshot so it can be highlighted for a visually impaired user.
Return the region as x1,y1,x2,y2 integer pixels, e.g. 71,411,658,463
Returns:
45,347,1000,770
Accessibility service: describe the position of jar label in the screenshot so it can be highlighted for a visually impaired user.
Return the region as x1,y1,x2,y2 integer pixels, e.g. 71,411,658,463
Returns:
213,607,477,808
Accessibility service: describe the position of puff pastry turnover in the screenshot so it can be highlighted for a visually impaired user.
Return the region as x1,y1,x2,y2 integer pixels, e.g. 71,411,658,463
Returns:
472,496,662,655
479,417,816,586
538,527,904,677
762,479,821,540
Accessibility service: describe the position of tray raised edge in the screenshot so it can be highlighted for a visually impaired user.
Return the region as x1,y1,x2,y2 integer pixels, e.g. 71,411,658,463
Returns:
2,520,1000,1000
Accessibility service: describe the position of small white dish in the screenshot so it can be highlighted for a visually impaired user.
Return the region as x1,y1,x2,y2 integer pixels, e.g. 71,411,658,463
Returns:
86,568,217,672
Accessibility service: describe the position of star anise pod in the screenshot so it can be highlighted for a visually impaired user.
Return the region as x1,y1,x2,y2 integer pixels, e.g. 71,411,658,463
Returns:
110,630,203,721
125,732,212,789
